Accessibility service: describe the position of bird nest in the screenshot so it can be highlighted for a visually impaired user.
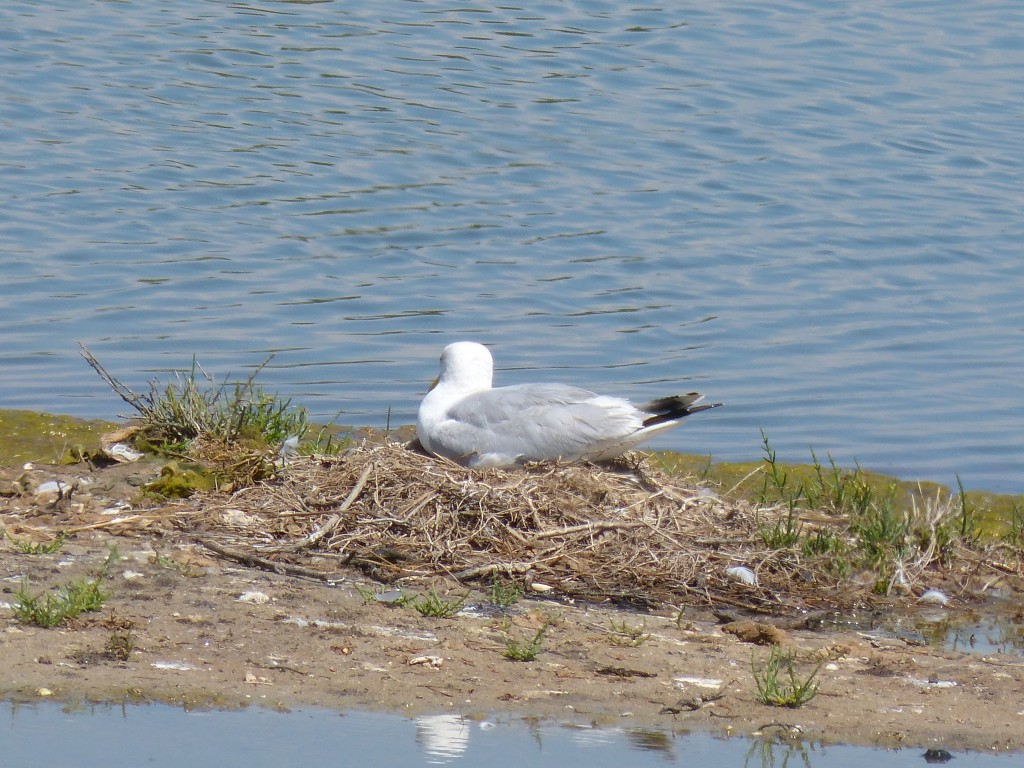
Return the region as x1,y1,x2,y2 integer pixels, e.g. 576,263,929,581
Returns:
173,440,837,611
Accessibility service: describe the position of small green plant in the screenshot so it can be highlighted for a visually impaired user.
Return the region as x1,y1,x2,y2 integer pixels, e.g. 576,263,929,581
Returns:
13,582,66,628
98,545,121,578
800,527,845,557
355,585,415,607
806,450,879,517
151,550,197,577
758,431,798,510
1005,500,1024,545
672,605,691,630
354,584,380,604
302,420,354,456
411,588,468,618
487,577,523,608
80,345,307,451
13,546,118,628
800,527,851,578
14,576,110,628
955,475,980,543
759,507,802,548
104,629,137,662
752,646,821,708
502,623,549,661
760,434,904,517
60,577,108,613
392,591,418,608
608,618,651,647
759,435,891,521
850,496,907,567
8,532,67,555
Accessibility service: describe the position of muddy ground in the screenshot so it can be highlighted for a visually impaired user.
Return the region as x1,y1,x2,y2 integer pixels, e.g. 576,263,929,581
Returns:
2,457,1023,755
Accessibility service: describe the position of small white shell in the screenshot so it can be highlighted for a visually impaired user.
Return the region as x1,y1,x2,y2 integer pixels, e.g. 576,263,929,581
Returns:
409,655,444,668
917,589,949,606
103,442,145,462
909,676,957,688
277,436,300,464
151,660,198,671
674,676,724,690
33,480,70,499
237,591,271,604
725,566,757,586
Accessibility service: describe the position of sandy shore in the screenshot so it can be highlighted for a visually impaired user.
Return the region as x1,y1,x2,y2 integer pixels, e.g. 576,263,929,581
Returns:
2,455,1023,754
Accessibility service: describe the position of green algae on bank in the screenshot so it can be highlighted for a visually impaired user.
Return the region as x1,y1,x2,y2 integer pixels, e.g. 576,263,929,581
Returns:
0,410,117,467
653,450,1024,539
141,461,218,499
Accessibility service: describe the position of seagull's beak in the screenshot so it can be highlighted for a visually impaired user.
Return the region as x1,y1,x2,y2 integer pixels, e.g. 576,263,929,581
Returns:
428,376,439,392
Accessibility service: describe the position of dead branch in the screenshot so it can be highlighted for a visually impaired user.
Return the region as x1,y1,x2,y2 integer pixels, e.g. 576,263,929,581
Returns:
78,341,147,413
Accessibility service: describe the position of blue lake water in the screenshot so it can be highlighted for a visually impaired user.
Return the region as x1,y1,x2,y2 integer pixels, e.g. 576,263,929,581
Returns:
1,703,1017,768
1,1,1022,492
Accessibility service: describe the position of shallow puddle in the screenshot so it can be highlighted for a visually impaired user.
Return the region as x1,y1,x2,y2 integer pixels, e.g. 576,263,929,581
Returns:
1,703,1017,767
813,603,1024,658
912,610,1024,657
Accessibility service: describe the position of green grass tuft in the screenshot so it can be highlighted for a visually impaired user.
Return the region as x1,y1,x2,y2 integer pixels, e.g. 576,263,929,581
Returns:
13,546,119,628
752,434,983,595
752,646,821,708
8,531,67,555
487,577,523,609
79,345,307,453
1005,500,1024,546
410,588,468,618
608,618,651,647
502,623,549,662
14,576,109,628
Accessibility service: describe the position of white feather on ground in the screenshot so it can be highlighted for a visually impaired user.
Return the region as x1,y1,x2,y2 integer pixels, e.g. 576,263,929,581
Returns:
416,341,721,468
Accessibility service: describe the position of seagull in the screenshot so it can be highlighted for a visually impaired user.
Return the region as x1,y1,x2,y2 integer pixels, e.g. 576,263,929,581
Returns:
416,341,721,468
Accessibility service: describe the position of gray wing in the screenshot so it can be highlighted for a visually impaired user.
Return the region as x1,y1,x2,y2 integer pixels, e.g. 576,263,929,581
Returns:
445,383,641,462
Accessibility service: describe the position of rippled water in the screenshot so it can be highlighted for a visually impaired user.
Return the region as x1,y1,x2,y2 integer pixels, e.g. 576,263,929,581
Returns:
2,1,1022,491
2,704,1017,768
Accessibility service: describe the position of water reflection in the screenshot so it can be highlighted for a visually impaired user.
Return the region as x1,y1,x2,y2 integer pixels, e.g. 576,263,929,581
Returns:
415,714,470,764
1,703,1018,768
745,731,815,768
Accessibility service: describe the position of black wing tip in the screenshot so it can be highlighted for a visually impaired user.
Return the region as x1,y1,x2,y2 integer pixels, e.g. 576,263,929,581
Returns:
688,401,724,414
641,393,722,427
